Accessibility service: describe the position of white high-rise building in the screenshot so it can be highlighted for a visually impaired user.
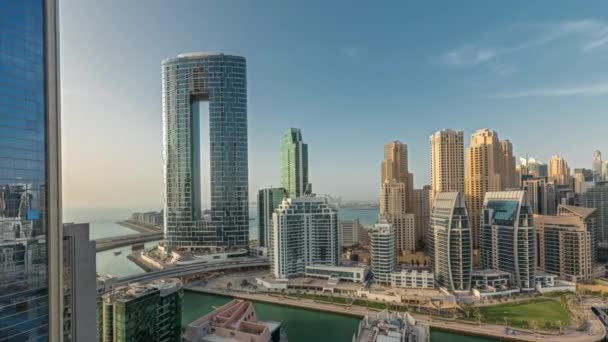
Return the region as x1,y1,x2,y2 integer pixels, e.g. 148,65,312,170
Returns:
270,197,339,279
339,219,361,247
370,219,397,284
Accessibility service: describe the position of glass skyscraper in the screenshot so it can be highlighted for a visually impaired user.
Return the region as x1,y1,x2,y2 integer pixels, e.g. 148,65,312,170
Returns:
280,128,311,198
257,187,286,248
480,191,536,290
428,192,472,292
162,53,249,251
0,0,63,340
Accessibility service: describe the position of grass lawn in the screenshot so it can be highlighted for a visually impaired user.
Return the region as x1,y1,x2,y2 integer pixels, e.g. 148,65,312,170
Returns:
479,298,570,330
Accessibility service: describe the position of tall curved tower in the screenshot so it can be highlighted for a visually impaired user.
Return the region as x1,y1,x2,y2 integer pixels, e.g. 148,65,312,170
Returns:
162,52,249,251
428,192,472,292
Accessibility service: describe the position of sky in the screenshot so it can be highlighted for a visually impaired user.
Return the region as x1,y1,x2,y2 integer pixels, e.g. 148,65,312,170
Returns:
60,0,608,210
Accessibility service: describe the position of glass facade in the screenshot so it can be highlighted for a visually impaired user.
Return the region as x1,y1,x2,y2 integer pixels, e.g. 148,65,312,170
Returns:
1,1,54,340
257,187,286,248
480,191,536,290
280,128,311,198
162,53,249,250
428,192,472,291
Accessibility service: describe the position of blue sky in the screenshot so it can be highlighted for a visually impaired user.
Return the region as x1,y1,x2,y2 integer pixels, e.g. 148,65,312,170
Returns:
60,0,608,208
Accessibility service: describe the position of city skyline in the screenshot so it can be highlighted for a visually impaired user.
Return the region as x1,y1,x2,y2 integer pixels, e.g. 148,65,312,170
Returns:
60,0,608,209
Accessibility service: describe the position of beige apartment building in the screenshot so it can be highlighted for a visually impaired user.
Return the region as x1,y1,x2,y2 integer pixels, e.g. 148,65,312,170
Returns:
465,129,517,248
380,141,416,254
430,129,465,203
549,155,571,186
535,205,597,283
413,186,431,245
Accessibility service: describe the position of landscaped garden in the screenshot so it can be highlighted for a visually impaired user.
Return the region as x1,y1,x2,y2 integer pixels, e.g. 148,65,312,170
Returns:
478,298,571,330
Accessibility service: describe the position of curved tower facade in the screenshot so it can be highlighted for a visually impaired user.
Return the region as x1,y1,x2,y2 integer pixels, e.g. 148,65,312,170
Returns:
428,192,472,292
162,53,249,250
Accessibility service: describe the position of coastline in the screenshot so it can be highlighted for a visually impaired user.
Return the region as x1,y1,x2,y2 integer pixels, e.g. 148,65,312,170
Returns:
186,287,606,342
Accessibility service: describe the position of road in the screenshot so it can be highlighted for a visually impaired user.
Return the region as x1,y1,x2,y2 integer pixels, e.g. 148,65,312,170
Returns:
105,258,270,290
94,232,163,251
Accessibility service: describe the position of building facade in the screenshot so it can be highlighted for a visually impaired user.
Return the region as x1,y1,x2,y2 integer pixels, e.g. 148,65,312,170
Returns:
281,128,311,198
549,155,571,186
339,219,361,247
593,150,603,181
370,220,396,284
500,140,518,190
162,52,249,251
413,186,431,246
63,223,96,342
427,192,472,292
430,130,465,203
380,181,416,253
270,197,339,279
257,187,287,248
465,129,505,248
523,178,556,215
535,205,597,282
479,191,536,290
582,181,608,241
99,279,183,342
390,269,435,289
0,1,63,340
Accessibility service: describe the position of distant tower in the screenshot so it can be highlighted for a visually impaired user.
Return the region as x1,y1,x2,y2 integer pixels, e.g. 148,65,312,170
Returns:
582,182,608,242
549,155,571,186
428,192,472,292
593,150,603,181
465,129,503,248
281,128,312,197
162,52,249,251
430,130,465,203
380,141,415,254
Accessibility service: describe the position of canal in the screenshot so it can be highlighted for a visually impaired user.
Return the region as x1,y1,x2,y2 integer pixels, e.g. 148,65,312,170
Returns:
183,292,499,342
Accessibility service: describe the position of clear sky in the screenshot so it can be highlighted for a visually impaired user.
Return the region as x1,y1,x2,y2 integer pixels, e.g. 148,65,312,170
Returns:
60,0,608,209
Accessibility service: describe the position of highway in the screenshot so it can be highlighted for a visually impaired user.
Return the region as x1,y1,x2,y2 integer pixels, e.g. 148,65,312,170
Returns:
95,232,163,252
107,258,270,289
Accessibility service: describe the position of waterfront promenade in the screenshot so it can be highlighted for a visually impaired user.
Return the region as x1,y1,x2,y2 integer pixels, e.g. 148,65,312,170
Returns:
187,287,606,342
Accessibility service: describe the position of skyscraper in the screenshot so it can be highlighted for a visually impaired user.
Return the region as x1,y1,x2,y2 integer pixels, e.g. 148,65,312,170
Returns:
257,187,287,248
380,181,416,253
428,192,472,292
535,205,597,282
465,129,504,248
62,223,96,342
281,128,311,198
582,181,608,242
573,168,594,196
413,186,431,245
380,141,415,253
370,220,397,284
593,150,603,181
162,53,249,251
479,191,536,290
500,140,518,189
430,129,465,204
522,178,556,215
549,155,571,186
0,1,63,340
270,197,339,279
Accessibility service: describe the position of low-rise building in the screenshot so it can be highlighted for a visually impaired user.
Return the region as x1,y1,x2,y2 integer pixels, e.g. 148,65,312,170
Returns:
304,265,369,284
390,269,434,289
353,310,429,342
184,299,284,342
